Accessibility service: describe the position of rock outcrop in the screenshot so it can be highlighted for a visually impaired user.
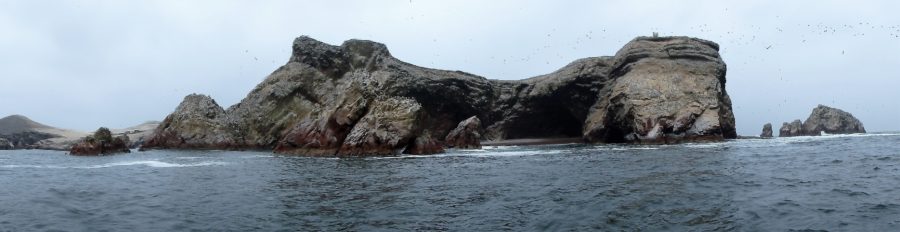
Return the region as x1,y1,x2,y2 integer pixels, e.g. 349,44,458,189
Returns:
143,35,737,156
802,105,865,135
0,138,12,150
70,127,131,156
141,94,237,150
778,105,865,137
445,116,482,149
760,123,773,138
779,120,804,137
582,37,736,143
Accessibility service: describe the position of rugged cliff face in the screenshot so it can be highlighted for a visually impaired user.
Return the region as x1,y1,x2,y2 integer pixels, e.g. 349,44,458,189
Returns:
778,105,866,137
143,35,737,156
583,37,736,143
760,123,773,138
142,94,237,150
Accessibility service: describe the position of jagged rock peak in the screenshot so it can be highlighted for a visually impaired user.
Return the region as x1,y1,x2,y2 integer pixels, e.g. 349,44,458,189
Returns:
173,94,225,119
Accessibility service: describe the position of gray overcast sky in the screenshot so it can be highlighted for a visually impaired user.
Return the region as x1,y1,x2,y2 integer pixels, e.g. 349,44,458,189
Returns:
1,0,899,135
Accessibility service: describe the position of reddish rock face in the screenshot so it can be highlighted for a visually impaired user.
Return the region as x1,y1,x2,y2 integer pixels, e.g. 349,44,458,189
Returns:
337,98,424,156
70,128,130,156
140,94,241,151
445,116,482,149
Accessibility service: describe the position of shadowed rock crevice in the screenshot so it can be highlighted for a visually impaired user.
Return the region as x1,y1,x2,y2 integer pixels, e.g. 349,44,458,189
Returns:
143,35,737,156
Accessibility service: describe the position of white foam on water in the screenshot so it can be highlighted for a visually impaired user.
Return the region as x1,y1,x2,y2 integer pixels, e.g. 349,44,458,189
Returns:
81,160,228,168
369,149,566,160
241,154,275,159
1,164,66,169
590,146,661,151
681,143,725,149
1,160,228,169
720,133,900,149
481,145,519,150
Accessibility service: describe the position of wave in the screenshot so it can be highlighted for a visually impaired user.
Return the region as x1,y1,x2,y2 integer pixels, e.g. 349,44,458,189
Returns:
590,146,662,151
0,160,228,169
82,161,228,168
369,149,566,160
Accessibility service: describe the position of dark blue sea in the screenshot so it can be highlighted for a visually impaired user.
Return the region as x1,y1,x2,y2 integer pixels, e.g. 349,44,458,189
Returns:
2,133,900,231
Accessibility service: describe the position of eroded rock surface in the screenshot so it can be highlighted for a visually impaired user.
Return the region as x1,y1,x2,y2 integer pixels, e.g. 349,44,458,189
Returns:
778,105,865,137
142,94,237,150
802,105,865,135
70,128,130,156
144,35,737,156
445,116,482,149
760,123,773,138
779,120,804,137
583,36,736,144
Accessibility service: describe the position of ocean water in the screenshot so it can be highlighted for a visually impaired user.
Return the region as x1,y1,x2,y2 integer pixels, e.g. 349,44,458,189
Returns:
2,134,900,231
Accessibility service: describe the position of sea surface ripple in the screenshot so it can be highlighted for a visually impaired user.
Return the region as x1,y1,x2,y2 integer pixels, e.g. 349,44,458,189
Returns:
2,133,900,231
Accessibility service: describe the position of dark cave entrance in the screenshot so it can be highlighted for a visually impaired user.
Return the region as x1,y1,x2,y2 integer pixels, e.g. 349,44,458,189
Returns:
502,105,584,139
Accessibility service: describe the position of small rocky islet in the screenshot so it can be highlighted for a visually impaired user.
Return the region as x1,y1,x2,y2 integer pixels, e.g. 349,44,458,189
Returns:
759,104,866,138
139,35,737,157
69,127,131,156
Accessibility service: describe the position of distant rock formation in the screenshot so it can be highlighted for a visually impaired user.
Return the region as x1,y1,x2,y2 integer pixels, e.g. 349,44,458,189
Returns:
445,116,482,149
0,115,159,150
779,120,804,137
778,105,865,137
70,127,131,156
0,138,12,150
0,115,86,150
143,35,737,156
802,105,865,135
760,123,773,138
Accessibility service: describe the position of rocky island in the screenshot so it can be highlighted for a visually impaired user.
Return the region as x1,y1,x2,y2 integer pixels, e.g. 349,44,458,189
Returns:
760,123,773,138
778,105,865,137
69,127,131,156
142,35,737,156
